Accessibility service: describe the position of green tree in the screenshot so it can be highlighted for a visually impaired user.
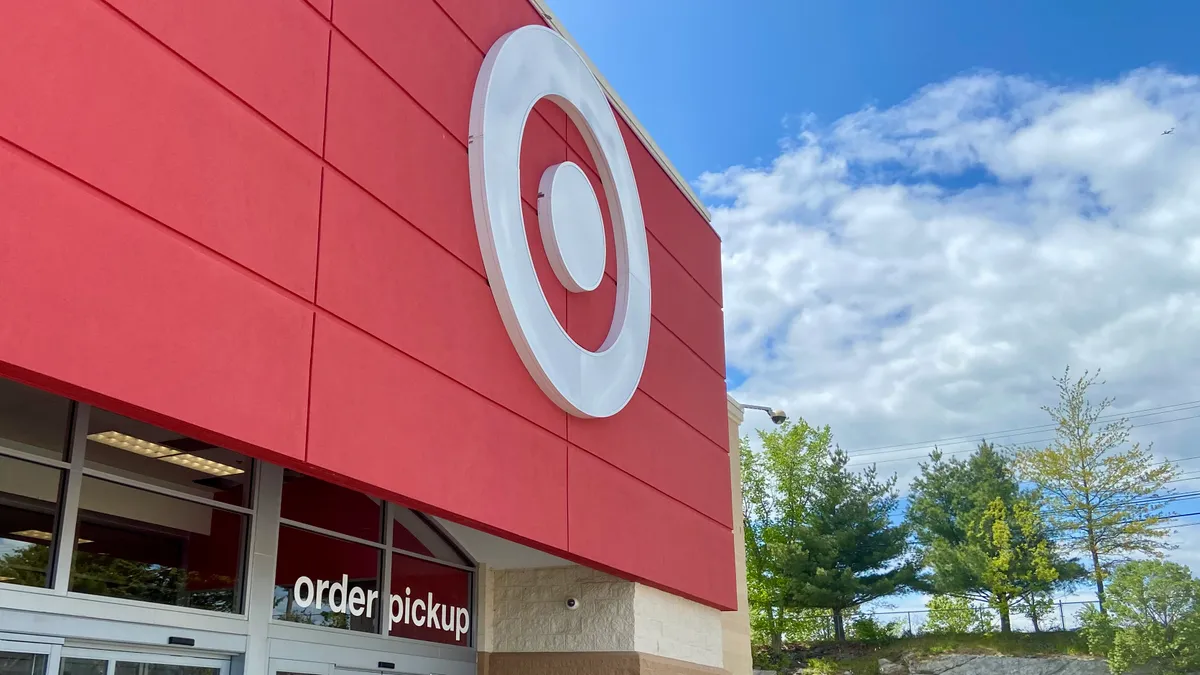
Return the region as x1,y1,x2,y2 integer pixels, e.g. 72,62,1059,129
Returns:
782,448,917,642
1101,560,1200,674
1019,590,1058,632
1016,368,1178,613
909,442,1083,632
922,595,994,634
741,419,833,653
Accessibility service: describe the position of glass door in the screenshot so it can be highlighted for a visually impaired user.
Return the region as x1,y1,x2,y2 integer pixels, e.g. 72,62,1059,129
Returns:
58,649,229,675
0,639,61,675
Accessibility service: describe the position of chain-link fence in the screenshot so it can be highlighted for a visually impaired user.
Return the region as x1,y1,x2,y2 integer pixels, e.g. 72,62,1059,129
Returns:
778,599,1102,641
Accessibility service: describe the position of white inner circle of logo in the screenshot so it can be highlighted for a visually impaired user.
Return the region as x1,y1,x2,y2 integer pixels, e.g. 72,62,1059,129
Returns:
469,25,652,419
538,161,606,294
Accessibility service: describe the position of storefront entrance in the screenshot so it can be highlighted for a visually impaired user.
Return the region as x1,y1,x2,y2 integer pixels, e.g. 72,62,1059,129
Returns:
0,635,231,675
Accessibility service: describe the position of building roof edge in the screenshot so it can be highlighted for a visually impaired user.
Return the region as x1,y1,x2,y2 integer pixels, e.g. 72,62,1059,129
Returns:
527,0,719,237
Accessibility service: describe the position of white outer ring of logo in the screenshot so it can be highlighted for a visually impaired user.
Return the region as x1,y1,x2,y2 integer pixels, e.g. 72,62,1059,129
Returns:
469,25,652,419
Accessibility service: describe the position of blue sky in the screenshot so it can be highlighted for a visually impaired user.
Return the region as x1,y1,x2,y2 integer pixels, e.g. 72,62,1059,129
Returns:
546,0,1200,180
546,0,1200,620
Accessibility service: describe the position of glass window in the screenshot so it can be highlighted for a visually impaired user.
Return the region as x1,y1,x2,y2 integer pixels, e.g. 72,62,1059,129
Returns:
0,651,47,675
69,476,248,613
392,509,468,566
281,471,381,542
0,455,63,589
273,525,381,633
388,553,472,646
85,409,253,509
0,378,72,462
59,659,107,675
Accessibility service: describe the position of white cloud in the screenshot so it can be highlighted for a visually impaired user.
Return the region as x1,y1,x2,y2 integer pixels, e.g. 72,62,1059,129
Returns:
709,67,1200,588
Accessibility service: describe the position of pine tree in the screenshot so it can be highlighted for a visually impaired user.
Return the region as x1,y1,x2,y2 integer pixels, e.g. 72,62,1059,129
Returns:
783,448,917,641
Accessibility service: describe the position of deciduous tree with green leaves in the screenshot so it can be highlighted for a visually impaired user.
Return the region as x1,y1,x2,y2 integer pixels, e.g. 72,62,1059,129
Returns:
1016,367,1178,614
922,595,995,634
1084,560,1200,674
908,442,1083,633
741,419,834,654
782,448,917,642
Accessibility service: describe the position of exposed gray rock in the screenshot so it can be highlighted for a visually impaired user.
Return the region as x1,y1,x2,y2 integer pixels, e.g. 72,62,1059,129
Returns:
879,657,908,675
752,671,778,675
908,654,1108,675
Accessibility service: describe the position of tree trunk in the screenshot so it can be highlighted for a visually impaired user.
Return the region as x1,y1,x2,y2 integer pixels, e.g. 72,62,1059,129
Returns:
1091,547,1106,615
998,600,1012,634
1031,611,1041,633
767,606,782,655
833,608,846,642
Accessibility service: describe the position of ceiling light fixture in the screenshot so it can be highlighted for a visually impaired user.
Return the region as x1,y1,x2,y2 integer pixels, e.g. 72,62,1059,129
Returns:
157,453,243,477
88,431,243,477
87,431,183,458
9,529,92,545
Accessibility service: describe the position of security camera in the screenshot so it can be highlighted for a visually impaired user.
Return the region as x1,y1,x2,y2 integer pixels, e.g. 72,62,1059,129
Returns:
565,597,580,611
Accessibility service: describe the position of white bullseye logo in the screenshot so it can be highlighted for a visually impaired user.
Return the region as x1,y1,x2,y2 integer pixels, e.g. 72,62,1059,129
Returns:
469,25,652,419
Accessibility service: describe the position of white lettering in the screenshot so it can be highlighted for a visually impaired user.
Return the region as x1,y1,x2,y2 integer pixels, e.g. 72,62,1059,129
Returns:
412,598,426,627
348,585,366,617
366,589,379,618
315,579,330,610
390,593,403,629
328,574,348,613
427,593,442,630
455,607,470,641
293,576,314,608
291,575,469,636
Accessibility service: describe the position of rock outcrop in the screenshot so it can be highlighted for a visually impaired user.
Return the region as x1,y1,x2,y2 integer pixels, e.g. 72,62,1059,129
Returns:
893,654,1109,675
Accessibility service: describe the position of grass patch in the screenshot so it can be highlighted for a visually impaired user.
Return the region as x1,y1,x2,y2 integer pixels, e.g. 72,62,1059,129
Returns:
759,632,1092,674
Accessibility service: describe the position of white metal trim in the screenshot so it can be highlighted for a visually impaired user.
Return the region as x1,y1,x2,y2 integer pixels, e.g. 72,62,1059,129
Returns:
52,402,89,594
79,467,255,515
0,444,70,470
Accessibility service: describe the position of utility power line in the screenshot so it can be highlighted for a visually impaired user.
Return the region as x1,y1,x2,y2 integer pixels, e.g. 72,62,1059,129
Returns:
844,399,1200,456
848,413,1200,467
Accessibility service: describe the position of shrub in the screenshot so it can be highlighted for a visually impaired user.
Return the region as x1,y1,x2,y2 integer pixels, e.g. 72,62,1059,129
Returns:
849,615,903,643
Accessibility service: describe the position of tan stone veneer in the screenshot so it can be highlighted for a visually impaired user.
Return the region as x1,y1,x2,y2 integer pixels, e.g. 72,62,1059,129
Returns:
479,651,728,675
720,396,753,675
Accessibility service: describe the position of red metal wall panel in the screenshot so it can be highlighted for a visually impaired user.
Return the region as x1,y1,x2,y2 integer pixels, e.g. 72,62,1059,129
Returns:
0,0,735,609
307,315,570,550
568,448,737,609
0,140,313,462
0,0,323,299
107,0,331,153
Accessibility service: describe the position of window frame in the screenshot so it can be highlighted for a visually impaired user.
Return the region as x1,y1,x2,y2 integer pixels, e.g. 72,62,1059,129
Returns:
0,402,257,617
273,501,476,646
0,388,477,650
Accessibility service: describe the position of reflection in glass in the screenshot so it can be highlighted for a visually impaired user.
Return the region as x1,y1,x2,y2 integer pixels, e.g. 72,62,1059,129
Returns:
0,455,63,588
59,659,107,675
281,471,381,542
0,378,72,462
85,408,253,509
273,525,380,633
113,664,219,675
0,651,47,675
69,477,247,613
392,508,468,565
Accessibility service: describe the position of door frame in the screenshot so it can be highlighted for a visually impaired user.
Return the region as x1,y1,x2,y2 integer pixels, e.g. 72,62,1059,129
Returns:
0,637,63,674
267,658,332,675
59,645,232,675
